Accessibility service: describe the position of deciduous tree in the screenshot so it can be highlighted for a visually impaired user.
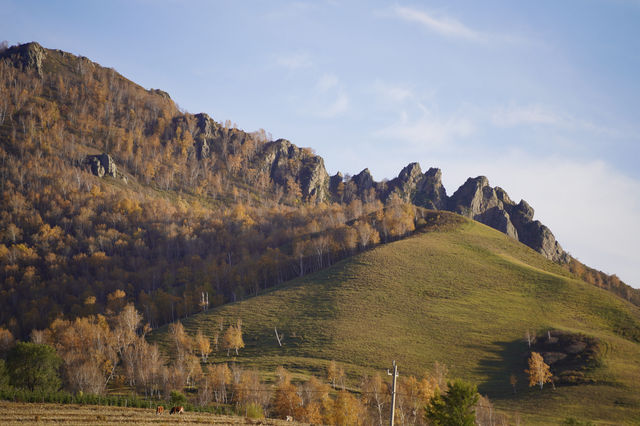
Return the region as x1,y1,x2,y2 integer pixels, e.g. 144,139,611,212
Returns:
526,352,552,389
222,320,244,356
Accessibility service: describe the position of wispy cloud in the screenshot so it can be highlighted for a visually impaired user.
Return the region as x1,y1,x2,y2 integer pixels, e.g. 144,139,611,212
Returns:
375,108,474,149
372,80,414,103
490,103,623,138
275,52,313,70
316,73,339,92
306,73,350,118
317,93,349,118
491,104,562,127
393,6,484,41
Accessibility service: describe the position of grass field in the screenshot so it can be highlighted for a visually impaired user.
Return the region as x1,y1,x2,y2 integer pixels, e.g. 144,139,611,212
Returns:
151,217,640,424
0,401,300,425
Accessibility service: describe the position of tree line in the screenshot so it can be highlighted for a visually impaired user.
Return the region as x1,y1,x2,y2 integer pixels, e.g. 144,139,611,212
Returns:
0,303,506,424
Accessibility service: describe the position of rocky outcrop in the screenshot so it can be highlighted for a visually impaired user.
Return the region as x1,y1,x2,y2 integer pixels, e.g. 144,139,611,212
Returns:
329,172,343,196
85,153,117,178
0,42,46,77
351,168,376,198
84,153,128,183
259,139,329,201
448,176,518,239
386,162,424,203
332,162,568,263
446,175,568,262
415,168,448,210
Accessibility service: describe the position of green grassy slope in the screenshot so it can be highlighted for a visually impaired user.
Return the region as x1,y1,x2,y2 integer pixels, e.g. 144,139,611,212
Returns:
152,216,640,424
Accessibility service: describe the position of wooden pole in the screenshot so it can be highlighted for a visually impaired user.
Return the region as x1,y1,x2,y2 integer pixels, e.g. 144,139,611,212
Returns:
388,360,398,426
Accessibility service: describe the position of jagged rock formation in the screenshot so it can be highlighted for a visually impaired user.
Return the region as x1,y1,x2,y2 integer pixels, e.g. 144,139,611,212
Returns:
85,153,117,178
328,163,568,263
260,139,329,201
448,176,518,240
448,176,568,262
385,163,448,210
3,42,46,76
188,113,330,201
84,154,128,183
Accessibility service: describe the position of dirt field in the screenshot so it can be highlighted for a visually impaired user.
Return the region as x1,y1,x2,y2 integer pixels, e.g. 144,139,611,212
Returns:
0,401,301,425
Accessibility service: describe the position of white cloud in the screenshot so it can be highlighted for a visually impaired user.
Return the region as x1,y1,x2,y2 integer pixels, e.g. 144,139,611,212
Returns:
299,73,350,118
317,92,349,118
490,103,624,139
316,73,339,92
393,6,484,41
275,52,313,70
372,80,414,103
491,104,562,127
375,108,475,149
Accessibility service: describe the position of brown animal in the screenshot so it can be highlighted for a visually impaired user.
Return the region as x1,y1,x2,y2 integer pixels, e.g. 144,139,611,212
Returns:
155,405,164,415
170,406,184,415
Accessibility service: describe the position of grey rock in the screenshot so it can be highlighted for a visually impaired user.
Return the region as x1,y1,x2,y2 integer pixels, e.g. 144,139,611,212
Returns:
85,153,117,178
386,162,423,202
329,172,344,195
259,139,329,201
1,42,46,77
351,168,375,195
414,167,448,210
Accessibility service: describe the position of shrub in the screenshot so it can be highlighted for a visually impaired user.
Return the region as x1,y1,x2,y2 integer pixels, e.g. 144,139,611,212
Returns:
170,390,187,406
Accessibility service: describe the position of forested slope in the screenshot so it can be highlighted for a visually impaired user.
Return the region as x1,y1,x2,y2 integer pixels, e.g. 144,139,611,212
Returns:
0,41,636,341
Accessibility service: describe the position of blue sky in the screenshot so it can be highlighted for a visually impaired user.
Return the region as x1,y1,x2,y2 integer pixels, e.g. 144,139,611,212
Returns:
2,0,639,287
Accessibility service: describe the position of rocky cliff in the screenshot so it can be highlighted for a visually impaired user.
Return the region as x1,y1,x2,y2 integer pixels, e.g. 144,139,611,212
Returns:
181,109,568,261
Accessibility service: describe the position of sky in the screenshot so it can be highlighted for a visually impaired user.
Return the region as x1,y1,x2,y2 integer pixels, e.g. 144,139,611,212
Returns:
2,0,639,287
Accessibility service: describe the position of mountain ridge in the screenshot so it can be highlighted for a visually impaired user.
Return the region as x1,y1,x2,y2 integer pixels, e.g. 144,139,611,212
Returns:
0,41,637,339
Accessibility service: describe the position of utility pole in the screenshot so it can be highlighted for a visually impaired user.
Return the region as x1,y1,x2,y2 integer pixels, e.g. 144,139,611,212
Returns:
388,360,399,426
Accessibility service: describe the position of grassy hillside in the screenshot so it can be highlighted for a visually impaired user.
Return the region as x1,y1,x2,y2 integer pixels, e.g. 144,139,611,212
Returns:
152,216,640,424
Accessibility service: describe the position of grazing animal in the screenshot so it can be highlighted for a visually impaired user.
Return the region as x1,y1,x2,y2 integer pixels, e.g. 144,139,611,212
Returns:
286,416,293,422
170,406,184,415
155,405,164,415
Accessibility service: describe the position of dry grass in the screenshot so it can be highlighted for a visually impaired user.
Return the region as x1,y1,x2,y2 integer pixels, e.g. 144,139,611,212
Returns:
0,401,303,425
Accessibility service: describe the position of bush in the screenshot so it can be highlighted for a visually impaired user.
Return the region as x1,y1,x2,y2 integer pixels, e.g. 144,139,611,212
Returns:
243,402,264,419
170,390,187,406
0,359,9,389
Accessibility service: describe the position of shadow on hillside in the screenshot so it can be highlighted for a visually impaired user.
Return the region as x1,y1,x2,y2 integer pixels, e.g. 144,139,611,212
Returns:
471,339,529,398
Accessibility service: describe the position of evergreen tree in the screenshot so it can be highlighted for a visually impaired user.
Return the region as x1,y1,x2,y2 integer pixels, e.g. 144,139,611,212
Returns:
6,342,62,392
425,379,479,426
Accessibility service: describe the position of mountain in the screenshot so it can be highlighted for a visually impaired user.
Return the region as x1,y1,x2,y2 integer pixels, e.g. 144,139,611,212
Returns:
0,41,637,340
151,215,640,423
